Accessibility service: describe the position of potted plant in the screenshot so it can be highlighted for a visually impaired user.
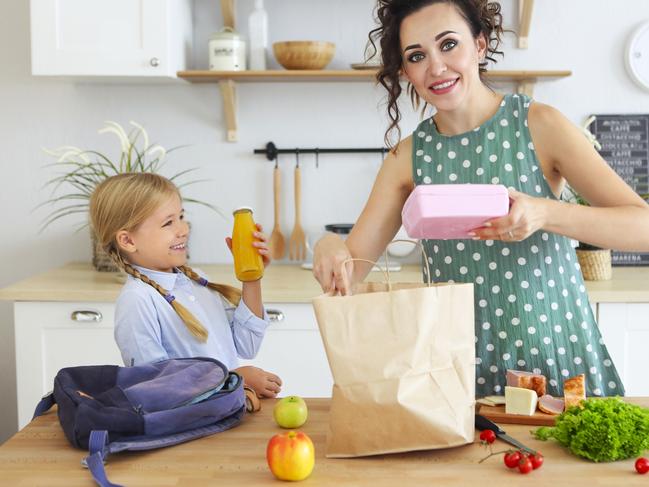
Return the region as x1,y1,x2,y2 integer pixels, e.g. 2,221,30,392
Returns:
39,121,221,272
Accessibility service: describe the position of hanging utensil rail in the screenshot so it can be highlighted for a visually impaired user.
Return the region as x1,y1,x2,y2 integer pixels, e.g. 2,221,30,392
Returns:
254,141,388,162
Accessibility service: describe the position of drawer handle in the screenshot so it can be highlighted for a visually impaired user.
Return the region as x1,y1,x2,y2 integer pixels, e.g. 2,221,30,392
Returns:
150,57,160,67
71,310,103,323
267,309,284,323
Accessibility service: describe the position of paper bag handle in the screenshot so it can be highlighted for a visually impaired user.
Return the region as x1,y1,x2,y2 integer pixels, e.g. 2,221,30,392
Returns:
339,239,432,292
384,239,432,286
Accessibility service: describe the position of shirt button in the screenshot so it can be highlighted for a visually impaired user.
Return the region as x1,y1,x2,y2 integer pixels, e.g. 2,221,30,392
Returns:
188,295,196,302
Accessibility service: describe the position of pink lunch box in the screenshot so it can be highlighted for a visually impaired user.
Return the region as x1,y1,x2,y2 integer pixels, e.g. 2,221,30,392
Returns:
402,184,510,240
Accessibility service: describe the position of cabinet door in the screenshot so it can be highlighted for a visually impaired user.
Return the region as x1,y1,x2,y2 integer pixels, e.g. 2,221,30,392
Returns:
14,302,121,429
30,0,192,76
240,303,333,398
597,303,649,396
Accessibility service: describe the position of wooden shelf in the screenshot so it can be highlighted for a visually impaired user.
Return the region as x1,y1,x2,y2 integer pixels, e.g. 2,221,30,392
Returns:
177,69,571,142
178,69,571,83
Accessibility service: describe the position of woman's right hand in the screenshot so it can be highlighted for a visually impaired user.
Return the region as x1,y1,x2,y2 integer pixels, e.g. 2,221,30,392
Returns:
313,233,354,295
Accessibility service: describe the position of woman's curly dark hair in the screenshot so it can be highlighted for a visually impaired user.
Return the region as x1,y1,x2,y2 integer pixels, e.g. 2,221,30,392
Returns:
368,0,504,148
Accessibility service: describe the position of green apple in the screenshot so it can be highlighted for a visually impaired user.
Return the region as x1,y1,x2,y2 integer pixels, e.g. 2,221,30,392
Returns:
273,396,308,428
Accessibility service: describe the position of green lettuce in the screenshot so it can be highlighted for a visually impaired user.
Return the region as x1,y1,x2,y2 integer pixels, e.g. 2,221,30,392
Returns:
533,397,649,462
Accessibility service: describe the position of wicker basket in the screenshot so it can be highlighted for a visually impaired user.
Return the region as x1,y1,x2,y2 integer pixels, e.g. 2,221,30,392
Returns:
91,231,120,272
576,248,612,281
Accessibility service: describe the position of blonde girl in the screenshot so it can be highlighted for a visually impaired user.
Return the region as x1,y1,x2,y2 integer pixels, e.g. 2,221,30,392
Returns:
90,172,282,398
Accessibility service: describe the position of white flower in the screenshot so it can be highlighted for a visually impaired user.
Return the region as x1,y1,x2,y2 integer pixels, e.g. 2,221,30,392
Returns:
147,144,166,163
98,121,129,154
129,120,149,151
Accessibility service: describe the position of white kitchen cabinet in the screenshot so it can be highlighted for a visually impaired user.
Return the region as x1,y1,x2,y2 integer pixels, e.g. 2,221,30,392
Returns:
30,0,193,77
240,303,333,399
597,303,649,396
13,300,330,429
14,301,122,429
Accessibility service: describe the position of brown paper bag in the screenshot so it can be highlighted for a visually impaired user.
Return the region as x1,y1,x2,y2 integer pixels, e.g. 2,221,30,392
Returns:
312,261,475,458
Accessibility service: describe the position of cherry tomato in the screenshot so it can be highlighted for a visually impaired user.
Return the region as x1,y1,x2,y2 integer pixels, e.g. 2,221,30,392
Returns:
504,451,522,469
518,456,534,474
529,452,544,470
635,457,649,474
479,430,496,444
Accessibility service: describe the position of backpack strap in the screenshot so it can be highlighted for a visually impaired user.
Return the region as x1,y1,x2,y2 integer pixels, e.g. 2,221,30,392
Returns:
84,430,123,487
244,386,261,413
32,392,55,419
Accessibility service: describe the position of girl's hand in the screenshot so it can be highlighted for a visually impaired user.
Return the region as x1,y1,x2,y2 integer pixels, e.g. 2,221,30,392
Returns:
225,223,271,268
235,365,282,398
252,223,271,268
313,233,354,295
470,189,549,242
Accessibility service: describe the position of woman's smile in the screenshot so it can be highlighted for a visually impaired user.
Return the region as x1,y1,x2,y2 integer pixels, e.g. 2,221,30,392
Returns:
429,77,460,95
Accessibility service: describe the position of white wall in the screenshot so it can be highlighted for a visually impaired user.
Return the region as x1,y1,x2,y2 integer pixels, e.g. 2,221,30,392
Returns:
1,0,648,443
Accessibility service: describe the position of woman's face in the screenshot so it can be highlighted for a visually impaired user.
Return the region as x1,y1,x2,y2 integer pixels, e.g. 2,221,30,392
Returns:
399,2,486,112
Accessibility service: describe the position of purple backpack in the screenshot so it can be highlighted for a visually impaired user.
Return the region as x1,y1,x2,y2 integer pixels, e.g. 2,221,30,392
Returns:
34,357,245,487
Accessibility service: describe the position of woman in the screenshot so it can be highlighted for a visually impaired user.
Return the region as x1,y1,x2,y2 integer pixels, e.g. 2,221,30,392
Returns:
313,0,649,397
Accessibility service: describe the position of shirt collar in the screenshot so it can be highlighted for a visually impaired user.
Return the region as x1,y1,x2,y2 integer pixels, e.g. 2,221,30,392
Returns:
131,265,190,290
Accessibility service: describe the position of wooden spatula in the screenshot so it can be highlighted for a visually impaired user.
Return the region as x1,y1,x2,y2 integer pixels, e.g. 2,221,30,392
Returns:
269,163,286,260
289,163,307,261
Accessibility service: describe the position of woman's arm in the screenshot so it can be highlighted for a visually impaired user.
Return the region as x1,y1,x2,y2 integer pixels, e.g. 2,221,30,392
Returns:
474,103,649,250
532,103,649,251
313,137,414,294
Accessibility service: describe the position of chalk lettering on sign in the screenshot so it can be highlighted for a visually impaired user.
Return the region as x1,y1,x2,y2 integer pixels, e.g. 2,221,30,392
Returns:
589,114,649,265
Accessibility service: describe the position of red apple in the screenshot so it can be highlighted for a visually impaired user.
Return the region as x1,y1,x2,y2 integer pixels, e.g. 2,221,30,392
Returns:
266,430,315,481
273,395,308,428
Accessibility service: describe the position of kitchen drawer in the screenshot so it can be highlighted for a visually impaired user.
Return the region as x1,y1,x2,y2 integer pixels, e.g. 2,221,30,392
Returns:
15,301,115,328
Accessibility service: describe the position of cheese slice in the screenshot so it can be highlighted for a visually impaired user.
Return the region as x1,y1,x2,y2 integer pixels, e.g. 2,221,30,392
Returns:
484,395,507,406
505,386,538,415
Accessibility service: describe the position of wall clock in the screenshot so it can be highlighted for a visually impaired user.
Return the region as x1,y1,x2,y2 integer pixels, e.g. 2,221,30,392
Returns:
626,21,649,92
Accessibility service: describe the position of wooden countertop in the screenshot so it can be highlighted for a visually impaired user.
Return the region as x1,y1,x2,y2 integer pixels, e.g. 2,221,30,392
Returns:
2,398,649,486
1,262,649,304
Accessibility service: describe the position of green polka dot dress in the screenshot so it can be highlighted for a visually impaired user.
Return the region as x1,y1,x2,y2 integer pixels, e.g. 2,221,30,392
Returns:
411,94,624,398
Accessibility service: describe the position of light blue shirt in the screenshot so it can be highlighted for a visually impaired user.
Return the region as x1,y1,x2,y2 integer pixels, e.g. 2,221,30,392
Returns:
114,265,270,369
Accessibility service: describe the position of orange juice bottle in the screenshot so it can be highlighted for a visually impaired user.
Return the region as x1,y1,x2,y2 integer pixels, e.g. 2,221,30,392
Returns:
232,207,264,281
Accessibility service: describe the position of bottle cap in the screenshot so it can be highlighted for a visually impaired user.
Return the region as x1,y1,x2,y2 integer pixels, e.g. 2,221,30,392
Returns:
233,206,254,215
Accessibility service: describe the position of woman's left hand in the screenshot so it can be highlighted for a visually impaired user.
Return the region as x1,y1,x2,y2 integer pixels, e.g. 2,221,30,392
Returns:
470,189,549,242
225,223,272,267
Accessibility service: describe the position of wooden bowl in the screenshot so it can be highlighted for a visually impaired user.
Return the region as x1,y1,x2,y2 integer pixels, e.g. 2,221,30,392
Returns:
273,41,335,70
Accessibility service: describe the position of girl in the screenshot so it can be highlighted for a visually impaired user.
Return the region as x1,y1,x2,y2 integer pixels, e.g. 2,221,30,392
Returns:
313,0,649,397
90,172,282,398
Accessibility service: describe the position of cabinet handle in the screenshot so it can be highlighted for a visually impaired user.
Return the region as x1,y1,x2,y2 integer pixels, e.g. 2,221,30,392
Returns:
70,310,103,323
150,57,160,67
266,309,284,323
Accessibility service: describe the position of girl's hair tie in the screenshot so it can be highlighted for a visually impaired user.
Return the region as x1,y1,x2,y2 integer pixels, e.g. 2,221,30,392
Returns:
164,293,176,304
198,277,209,287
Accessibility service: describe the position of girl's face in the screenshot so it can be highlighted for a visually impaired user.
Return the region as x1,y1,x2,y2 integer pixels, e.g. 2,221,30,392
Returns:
399,2,486,112
117,193,189,273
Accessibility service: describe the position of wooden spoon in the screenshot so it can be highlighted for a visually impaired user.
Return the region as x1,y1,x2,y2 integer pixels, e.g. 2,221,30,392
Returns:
269,164,286,260
289,163,307,261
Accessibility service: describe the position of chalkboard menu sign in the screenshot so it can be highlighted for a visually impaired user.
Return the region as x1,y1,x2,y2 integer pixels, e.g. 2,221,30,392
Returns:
588,114,649,265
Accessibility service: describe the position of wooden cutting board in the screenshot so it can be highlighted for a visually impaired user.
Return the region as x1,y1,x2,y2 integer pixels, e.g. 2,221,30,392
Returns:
478,403,557,426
